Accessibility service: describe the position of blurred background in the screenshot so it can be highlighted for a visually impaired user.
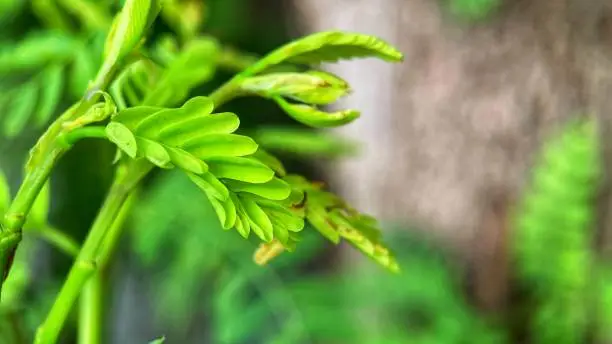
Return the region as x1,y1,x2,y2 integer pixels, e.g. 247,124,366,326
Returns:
2,0,612,343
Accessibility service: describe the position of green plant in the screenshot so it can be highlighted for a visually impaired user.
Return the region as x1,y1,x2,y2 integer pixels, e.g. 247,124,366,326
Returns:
512,117,609,344
0,1,403,343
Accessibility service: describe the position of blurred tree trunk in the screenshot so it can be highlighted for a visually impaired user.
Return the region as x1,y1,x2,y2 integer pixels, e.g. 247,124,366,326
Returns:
292,0,612,313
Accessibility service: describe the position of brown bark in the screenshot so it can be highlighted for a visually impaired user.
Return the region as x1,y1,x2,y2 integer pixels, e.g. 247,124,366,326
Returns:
292,0,612,312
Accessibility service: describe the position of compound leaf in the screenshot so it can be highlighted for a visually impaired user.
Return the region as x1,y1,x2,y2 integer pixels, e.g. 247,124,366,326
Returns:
244,31,403,76
274,96,359,128
107,97,251,174
104,0,161,65
34,64,64,127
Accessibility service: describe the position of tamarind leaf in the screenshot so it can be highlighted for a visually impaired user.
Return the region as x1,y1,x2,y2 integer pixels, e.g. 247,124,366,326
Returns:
107,97,255,174
143,37,220,107
252,126,358,158
3,82,38,138
104,0,161,66
241,195,274,242
257,200,304,232
206,157,274,184
224,178,291,201
188,172,229,200
283,174,399,272
244,31,403,75
233,196,252,238
249,149,286,177
70,45,97,97
106,122,138,158
274,96,359,128
34,64,64,128
206,192,236,230
513,118,599,342
110,60,159,108
306,206,341,244
239,70,350,105
106,97,304,244
0,32,77,72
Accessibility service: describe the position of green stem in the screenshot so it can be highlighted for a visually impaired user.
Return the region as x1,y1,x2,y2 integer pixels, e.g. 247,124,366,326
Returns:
78,274,102,344
208,79,243,109
78,190,136,344
36,226,80,257
0,54,117,295
34,160,151,344
217,47,257,72
96,190,137,268
58,126,108,148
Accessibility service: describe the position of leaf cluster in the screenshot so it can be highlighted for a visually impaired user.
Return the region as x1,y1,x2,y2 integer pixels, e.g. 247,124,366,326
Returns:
512,118,607,343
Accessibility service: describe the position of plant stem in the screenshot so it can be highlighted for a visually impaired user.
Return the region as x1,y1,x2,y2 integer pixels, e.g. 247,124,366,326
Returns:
208,79,243,108
78,274,102,344
36,226,80,257
78,190,137,344
217,47,257,72
34,160,151,344
58,126,109,148
0,58,117,294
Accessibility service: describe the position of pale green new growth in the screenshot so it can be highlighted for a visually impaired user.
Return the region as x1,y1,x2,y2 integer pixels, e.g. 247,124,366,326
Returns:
106,96,250,173
243,30,403,76
104,0,161,66
106,96,304,244
0,2,406,342
239,70,350,105
223,31,403,128
275,96,360,128
252,126,358,157
281,175,400,273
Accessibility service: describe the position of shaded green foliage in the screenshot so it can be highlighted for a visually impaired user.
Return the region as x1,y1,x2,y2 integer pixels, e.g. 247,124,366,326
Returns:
130,171,503,343
512,118,612,344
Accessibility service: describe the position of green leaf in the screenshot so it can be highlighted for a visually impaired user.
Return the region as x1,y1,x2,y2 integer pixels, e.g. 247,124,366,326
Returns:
252,126,358,158
225,178,291,201
240,195,273,242
34,64,64,127
188,172,229,200
70,45,97,97
274,97,359,128
239,70,349,105
3,82,38,138
250,149,286,177
243,31,403,76
0,32,77,72
285,174,399,272
106,122,138,158
207,157,274,183
143,37,220,107
104,0,162,65
207,192,237,230
306,206,340,244
108,97,251,174
257,200,304,233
